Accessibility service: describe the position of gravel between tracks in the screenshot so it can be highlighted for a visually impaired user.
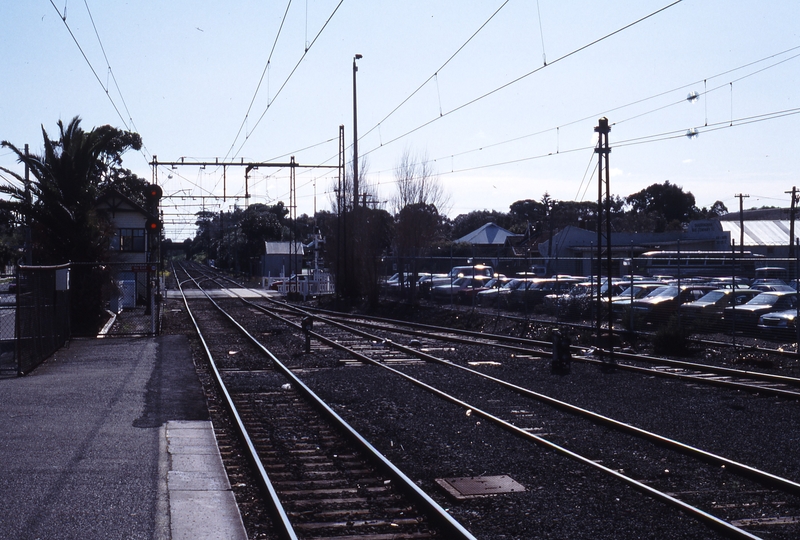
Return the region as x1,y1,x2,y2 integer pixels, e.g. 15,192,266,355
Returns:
163,292,800,539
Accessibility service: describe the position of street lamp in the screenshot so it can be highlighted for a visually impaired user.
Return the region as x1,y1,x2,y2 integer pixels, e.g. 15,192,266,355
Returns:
352,54,362,209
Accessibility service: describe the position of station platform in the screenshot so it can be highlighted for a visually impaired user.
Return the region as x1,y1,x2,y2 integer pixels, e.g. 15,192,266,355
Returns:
0,335,247,540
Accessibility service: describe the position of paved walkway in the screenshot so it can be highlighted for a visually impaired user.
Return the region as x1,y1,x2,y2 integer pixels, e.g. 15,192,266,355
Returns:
0,335,247,540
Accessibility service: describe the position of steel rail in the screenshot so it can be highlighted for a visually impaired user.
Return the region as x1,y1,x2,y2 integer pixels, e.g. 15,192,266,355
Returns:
451,303,800,359
244,299,765,540
178,263,477,540
287,302,800,392
247,300,800,498
576,354,800,399
173,263,299,540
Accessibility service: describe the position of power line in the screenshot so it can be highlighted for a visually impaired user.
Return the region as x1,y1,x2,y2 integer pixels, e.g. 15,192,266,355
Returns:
230,0,345,162
359,0,512,143
360,0,684,160
358,43,800,183
223,0,294,162
48,0,130,130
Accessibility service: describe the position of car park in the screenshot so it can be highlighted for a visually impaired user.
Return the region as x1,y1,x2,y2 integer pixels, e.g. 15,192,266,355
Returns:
478,278,530,308
474,277,511,305
509,277,583,309
419,264,494,295
723,290,798,333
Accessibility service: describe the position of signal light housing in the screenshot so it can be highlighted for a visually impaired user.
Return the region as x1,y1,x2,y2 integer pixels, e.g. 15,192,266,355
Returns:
145,218,162,232
145,184,163,201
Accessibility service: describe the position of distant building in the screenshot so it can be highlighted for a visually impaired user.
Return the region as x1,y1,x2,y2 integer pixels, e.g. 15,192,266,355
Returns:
718,208,797,257
454,222,517,246
537,221,732,277
259,241,304,278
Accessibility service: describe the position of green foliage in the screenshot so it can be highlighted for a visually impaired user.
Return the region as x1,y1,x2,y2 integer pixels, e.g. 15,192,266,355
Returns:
0,116,142,264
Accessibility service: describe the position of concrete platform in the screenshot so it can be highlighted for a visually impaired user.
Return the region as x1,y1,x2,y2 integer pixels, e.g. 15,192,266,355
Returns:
0,336,246,540
170,287,278,300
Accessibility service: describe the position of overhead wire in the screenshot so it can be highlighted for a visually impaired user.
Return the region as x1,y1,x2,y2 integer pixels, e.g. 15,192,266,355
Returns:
48,0,130,132
359,0,684,160
206,0,344,199
82,1,139,140
222,0,294,163
358,0,512,143
229,0,345,161
357,43,799,184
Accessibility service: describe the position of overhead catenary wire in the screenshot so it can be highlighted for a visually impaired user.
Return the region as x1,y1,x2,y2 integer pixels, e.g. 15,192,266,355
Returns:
354,43,800,184
222,0,294,163
48,0,158,171
358,0,512,144
359,0,684,160
47,0,130,130
229,0,345,162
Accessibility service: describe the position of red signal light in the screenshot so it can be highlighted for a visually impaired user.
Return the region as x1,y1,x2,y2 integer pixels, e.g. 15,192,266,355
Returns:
145,184,163,201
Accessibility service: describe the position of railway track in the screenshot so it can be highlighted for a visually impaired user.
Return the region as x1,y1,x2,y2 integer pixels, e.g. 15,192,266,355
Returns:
173,262,476,540
263,303,800,400
173,262,800,538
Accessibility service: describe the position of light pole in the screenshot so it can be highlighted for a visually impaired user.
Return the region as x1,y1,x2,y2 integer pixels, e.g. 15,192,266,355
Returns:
352,54,362,210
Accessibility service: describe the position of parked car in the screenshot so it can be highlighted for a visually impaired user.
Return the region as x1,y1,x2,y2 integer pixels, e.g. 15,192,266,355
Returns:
630,284,717,325
430,275,494,303
509,277,583,309
610,283,668,318
758,308,800,340
678,288,761,329
269,274,309,290
474,277,511,305
478,278,527,308
750,283,795,292
723,291,799,333
419,264,494,295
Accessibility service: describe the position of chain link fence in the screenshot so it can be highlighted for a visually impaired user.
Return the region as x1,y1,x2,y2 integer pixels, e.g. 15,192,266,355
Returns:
384,252,800,349
15,265,71,375
8,262,162,376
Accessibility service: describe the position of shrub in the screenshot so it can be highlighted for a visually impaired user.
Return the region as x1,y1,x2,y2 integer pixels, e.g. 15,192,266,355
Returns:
653,314,689,355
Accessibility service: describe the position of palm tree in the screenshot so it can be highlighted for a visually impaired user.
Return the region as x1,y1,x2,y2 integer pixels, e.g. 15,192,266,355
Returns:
0,116,142,264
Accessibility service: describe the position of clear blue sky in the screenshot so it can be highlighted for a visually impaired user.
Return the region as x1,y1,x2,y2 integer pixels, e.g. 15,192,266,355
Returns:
2,1,799,240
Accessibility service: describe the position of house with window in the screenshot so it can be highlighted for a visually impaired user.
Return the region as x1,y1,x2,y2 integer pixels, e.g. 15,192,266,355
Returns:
96,189,158,311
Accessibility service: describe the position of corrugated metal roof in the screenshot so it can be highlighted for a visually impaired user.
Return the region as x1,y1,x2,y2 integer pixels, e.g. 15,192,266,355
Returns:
720,220,797,246
264,241,304,255
454,222,515,245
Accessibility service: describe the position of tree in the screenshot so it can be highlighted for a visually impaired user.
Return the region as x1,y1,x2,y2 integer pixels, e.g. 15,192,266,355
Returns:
625,181,698,231
394,203,442,300
391,149,450,300
0,116,142,264
450,210,513,241
391,148,450,215
239,203,287,256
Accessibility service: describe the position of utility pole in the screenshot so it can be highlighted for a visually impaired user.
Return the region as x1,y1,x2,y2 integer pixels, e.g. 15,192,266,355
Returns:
338,125,346,299
735,193,749,255
594,117,613,366
23,144,32,265
352,54,362,209
786,187,798,258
